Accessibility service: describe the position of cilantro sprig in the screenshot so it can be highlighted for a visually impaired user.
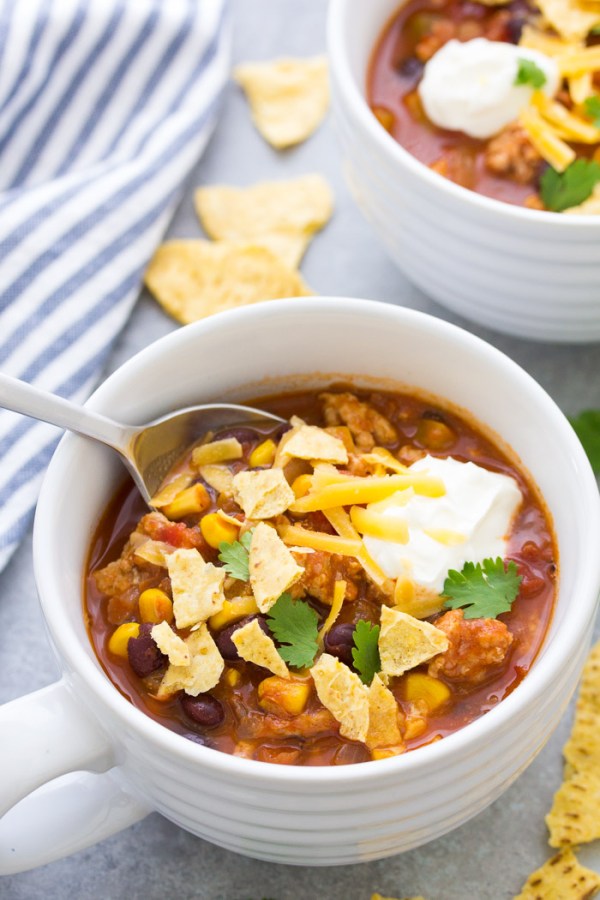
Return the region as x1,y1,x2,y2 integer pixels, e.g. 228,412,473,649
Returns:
540,160,600,212
218,529,253,581
514,57,547,89
583,95,600,129
351,620,381,685
569,409,600,474
442,557,522,620
267,593,319,668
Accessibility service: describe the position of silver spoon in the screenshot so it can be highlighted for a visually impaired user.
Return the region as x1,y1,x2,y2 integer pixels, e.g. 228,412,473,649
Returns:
0,372,286,504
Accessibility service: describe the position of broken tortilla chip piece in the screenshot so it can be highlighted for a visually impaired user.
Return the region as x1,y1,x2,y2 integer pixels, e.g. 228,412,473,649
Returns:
144,240,312,325
249,522,304,612
157,625,224,699
233,55,329,149
379,606,449,677
281,420,349,465
310,653,370,742
535,0,600,41
513,847,600,899
232,618,289,678
198,464,234,495
366,674,404,752
233,468,295,518
167,548,226,630
151,621,190,667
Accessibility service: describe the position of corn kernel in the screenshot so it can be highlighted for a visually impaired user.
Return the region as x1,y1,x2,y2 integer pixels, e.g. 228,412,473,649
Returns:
139,588,173,624
209,595,259,630
249,438,276,468
200,511,240,548
108,622,140,658
161,483,210,520
258,676,311,717
291,473,312,499
403,673,451,713
224,667,241,687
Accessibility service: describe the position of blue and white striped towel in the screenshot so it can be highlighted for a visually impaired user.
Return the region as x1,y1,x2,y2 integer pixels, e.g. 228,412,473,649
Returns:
0,0,230,571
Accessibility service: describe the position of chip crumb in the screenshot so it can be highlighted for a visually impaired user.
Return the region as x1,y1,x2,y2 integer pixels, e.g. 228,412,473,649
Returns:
232,618,289,678
280,419,349,465
233,468,295,519
198,464,234,495
379,606,449,677
310,653,370,742
233,55,329,148
167,548,226,629
150,621,190,667
144,240,312,325
513,847,600,899
157,625,224,699
249,521,304,612
366,673,404,752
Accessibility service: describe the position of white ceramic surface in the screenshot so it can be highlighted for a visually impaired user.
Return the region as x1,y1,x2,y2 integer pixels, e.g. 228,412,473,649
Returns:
1,297,599,873
327,0,600,342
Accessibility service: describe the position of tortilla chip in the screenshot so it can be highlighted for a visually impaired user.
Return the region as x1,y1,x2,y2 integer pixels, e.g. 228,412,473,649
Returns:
232,468,295,518
249,522,304,612
233,56,329,149
157,625,224,698
150,473,194,508
194,174,333,267
282,421,349,465
192,437,242,467
232,618,289,678
198,464,234,495
513,847,600,899
310,653,369,742
366,674,404,752
150,621,190,666
536,0,600,41
167,548,226,629
144,240,312,325
379,607,449,677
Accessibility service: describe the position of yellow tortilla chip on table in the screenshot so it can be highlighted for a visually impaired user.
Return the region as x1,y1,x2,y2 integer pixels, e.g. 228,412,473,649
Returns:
167,548,226,629
232,468,295,518
150,621,190,666
372,896,429,900
365,673,404,752
513,847,600,899
144,240,312,325
157,625,224,699
535,0,600,41
231,618,289,678
378,606,449,677
194,174,334,268
310,653,370,742
249,522,304,613
233,55,329,149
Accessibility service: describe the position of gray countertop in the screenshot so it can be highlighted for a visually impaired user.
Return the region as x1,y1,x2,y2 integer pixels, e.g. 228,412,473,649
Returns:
1,1,599,897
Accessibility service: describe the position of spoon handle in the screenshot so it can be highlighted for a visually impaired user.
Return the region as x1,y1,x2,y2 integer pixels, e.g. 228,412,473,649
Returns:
0,371,128,449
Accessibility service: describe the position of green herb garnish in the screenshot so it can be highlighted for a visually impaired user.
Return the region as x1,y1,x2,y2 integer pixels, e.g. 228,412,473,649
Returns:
514,57,547,89
569,410,600,474
584,95,600,128
218,529,253,581
540,159,600,212
351,619,381,685
442,558,522,620
267,593,319,668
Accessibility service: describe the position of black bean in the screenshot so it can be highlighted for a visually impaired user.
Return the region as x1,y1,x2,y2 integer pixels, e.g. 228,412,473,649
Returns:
127,623,167,678
213,614,270,661
398,56,423,79
324,623,356,667
181,693,225,728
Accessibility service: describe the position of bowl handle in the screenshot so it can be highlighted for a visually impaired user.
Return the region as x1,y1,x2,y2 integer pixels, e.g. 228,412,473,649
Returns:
0,677,149,874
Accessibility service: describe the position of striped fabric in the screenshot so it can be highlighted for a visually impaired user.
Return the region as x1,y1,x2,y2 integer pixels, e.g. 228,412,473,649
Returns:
0,0,230,572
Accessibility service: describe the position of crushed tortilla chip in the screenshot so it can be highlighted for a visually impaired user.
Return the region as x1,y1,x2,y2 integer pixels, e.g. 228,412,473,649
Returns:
167,548,226,629
232,618,289,678
132,537,173,567
366,674,404,752
194,174,333,268
157,625,224,698
151,621,190,666
150,473,194,508
232,468,295,518
198,464,234,495
144,240,312,325
513,847,600,899
379,606,449,677
280,420,348,466
310,653,369,742
249,521,304,612
536,0,600,41
233,56,329,149
192,437,242,467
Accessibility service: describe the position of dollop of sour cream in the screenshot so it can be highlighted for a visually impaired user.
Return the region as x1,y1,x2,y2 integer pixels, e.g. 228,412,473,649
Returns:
363,455,522,593
418,38,559,139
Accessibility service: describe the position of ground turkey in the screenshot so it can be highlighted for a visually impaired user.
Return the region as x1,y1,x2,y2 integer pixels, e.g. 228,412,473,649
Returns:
428,609,513,685
320,392,397,451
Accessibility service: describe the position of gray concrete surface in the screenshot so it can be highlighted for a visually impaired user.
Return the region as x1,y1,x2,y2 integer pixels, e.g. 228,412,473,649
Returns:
1,1,599,897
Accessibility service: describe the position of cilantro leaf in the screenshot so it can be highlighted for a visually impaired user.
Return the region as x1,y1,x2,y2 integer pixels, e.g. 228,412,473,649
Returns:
514,57,547,89
442,557,522,619
584,95,600,129
540,159,600,212
351,619,381,685
267,593,319,668
569,409,600,474
218,529,253,581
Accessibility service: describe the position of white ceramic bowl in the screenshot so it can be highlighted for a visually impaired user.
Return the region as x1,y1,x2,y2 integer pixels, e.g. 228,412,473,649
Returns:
1,298,599,874
328,0,600,343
